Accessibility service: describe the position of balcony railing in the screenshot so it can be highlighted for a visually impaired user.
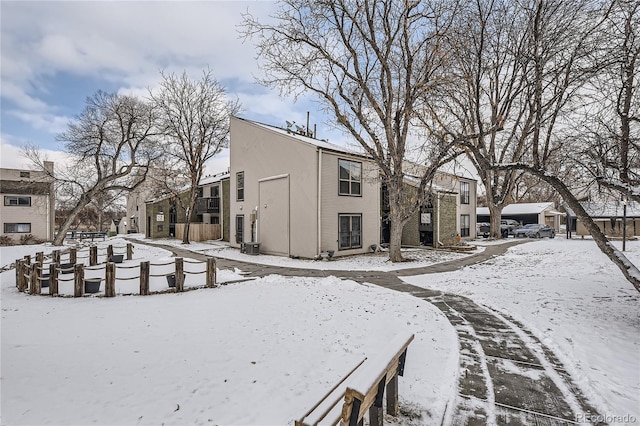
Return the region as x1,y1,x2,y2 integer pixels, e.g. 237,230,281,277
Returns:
195,197,220,214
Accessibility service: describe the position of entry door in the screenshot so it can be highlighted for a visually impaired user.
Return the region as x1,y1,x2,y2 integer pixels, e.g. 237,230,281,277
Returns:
259,176,290,256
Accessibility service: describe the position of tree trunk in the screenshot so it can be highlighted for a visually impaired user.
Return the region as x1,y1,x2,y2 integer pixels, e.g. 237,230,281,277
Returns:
488,202,504,239
387,181,405,263
52,196,93,246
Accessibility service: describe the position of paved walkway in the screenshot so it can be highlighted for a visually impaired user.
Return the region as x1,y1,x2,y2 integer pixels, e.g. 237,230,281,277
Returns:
130,238,603,425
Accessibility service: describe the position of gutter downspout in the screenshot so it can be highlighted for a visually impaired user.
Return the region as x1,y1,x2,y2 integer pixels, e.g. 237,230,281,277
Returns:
437,192,443,247
317,148,322,256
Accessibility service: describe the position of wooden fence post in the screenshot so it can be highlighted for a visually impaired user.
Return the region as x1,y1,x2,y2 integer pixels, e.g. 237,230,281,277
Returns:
52,250,60,265
36,252,44,265
386,374,399,416
90,246,97,266
24,255,31,265
140,261,150,295
107,245,114,262
49,263,59,296
206,257,216,288
70,248,77,264
105,262,116,297
74,264,84,297
369,378,386,426
175,258,184,292
29,263,40,295
15,259,22,289
16,260,25,291
126,243,133,260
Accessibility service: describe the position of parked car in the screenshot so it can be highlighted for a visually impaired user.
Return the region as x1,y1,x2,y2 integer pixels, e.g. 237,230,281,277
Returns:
477,222,490,238
513,224,555,238
500,219,521,237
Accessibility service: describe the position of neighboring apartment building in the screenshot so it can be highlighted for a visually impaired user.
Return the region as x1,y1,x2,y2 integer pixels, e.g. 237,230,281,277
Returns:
229,116,380,258
145,172,230,241
0,162,55,242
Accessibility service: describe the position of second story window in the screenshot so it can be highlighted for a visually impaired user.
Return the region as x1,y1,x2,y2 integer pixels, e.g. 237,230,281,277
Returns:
460,181,470,205
4,196,31,206
236,172,244,201
339,159,362,196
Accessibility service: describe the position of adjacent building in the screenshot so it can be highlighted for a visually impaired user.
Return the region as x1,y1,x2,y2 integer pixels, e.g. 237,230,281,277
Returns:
144,172,230,241
229,116,380,258
229,116,478,258
477,202,562,231
0,162,55,242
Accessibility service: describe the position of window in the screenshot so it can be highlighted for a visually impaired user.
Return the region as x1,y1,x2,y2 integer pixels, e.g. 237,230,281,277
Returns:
4,223,31,233
236,172,244,201
211,216,220,225
209,185,220,213
197,187,203,198
461,214,470,237
338,159,362,196
460,181,470,204
157,225,164,232
19,171,30,178
4,196,31,206
339,214,362,250
236,215,244,243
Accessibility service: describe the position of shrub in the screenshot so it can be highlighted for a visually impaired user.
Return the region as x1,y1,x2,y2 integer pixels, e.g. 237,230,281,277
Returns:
19,234,44,245
0,235,14,246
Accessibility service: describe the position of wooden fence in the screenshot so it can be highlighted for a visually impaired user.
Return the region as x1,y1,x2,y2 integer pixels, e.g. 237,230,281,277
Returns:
175,223,221,242
15,244,217,298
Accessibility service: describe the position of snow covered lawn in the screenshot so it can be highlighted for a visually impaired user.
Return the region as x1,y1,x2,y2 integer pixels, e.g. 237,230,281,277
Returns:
131,235,483,272
1,241,458,425
403,237,640,421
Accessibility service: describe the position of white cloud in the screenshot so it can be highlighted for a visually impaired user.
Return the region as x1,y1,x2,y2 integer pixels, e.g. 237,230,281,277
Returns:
0,138,72,170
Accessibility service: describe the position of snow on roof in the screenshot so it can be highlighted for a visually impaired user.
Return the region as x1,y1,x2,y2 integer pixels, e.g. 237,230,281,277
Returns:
579,200,640,218
476,202,555,216
403,175,457,193
199,171,229,185
241,117,369,158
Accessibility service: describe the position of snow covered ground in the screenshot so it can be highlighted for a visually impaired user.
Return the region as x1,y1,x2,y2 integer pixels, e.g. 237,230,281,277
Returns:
1,238,458,425
1,236,638,425
403,237,640,422
130,234,485,272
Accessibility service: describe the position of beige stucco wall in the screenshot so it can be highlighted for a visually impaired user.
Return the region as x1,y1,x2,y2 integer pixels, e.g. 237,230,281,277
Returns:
230,117,319,258
229,117,380,258
319,150,380,256
0,163,54,242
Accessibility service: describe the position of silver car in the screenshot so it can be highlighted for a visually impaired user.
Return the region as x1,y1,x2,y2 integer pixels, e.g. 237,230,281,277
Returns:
513,224,556,238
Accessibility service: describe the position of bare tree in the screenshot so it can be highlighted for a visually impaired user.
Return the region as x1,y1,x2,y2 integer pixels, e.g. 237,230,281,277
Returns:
26,91,160,246
149,69,240,244
241,0,462,261
463,0,640,290
577,0,639,202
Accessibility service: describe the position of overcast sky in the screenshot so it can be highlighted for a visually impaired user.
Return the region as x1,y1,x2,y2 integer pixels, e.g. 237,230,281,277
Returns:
0,1,342,173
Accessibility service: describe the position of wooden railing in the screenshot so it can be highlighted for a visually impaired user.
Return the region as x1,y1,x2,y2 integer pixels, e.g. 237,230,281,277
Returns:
15,244,217,297
296,332,414,426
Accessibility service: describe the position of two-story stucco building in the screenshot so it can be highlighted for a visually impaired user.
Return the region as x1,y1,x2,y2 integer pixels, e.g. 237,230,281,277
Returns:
0,162,55,243
229,117,380,258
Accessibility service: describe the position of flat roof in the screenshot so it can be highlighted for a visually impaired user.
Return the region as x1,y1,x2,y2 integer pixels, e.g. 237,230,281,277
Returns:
477,202,555,216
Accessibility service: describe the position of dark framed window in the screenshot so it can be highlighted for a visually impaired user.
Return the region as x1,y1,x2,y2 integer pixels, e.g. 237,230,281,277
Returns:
460,181,470,204
236,215,244,243
339,214,362,250
197,187,204,198
461,214,470,237
211,216,220,225
236,172,244,201
209,185,220,213
4,196,31,206
19,171,30,178
338,159,362,196
5,223,31,233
